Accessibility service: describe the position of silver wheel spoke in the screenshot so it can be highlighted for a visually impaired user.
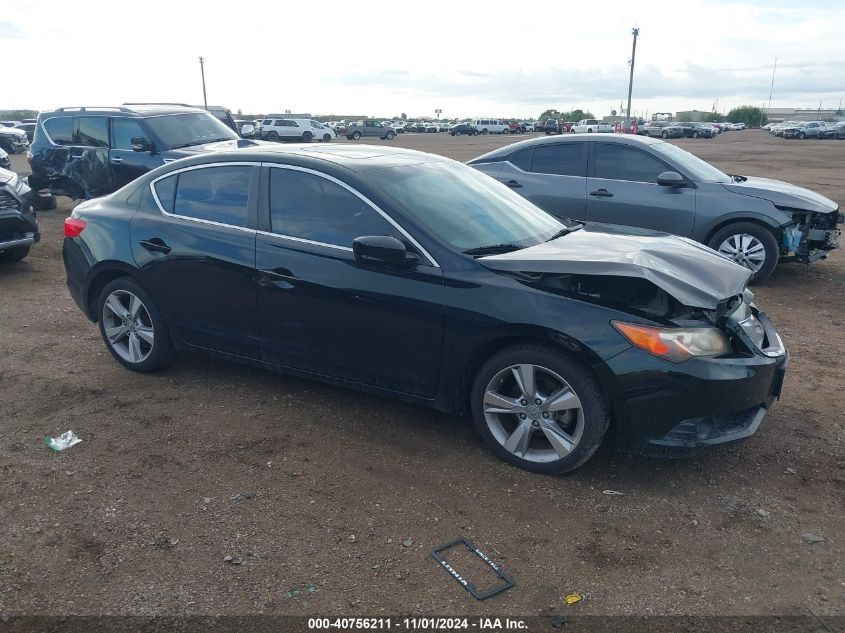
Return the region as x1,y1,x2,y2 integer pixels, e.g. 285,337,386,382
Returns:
105,324,128,343
545,387,582,412
503,418,534,457
135,325,154,346
512,364,536,399
127,333,143,363
129,294,143,319
540,421,576,457
484,390,521,414
105,295,126,319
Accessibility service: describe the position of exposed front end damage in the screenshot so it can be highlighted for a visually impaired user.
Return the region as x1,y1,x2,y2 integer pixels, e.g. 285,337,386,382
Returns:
779,207,841,264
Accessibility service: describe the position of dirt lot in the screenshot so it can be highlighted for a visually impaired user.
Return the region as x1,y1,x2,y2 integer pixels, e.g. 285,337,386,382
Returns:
1,131,843,620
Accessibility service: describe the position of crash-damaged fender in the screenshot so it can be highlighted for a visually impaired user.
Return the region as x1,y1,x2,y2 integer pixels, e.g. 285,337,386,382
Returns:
479,224,751,310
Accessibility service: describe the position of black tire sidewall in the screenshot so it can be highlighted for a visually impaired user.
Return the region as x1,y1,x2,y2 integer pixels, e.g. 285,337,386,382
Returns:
708,222,779,283
470,345,610,475
0,245,30,263
97,278,174,372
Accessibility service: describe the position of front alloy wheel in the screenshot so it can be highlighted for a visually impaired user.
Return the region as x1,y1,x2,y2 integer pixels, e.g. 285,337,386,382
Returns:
471,346,609,474
708,221,779,282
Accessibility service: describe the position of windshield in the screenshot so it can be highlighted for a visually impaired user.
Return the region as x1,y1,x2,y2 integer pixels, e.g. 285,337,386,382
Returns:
145,112,239,149
650,142,731,182
361,161,566,253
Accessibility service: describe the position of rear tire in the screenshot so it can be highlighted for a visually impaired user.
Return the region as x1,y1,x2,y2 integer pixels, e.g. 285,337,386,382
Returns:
481,129,488,135
35,192,57,211
707,222,779,283
0,245,31,263
97,278,175,373
661,131,668,139
471,345,610,474
323,133,331,142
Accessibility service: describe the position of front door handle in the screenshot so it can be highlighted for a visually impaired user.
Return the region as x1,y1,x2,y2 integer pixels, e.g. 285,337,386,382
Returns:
139,238,171,255
505,179,523,189
258,267,296,288
589,188,614,198
111,156,124,164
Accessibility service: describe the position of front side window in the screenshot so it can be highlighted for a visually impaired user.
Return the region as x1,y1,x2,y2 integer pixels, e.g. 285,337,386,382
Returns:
269,168,401,248
172,165,252,227
593,143,668,183
44,117,74,145
112,118,147,150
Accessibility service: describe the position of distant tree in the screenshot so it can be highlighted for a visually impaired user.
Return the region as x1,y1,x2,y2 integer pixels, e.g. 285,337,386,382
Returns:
237,108,243,117
676,111,693,122
0,109,38,120
726,105,767,128
538,109,561,122
560,109,595,122
611,109,617,116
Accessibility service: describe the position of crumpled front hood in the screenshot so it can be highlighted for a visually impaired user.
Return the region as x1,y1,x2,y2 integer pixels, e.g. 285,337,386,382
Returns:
723,175,838,214
168,138,271,157
480,224,751,310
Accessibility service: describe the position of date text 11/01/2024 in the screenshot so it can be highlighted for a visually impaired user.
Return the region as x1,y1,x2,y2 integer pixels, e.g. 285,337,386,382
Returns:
307,617,528,630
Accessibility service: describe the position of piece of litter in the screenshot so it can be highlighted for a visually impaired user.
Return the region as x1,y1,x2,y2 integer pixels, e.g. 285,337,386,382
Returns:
305,582,318,593
785,467,796,474
801,533,826,544
602,489,624,496
45,431,82,452
565,594,582,605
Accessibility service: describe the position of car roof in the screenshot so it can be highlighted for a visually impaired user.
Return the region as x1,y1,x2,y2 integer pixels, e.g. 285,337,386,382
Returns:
467,133,663,163
160,143,450,174
40,104,208,117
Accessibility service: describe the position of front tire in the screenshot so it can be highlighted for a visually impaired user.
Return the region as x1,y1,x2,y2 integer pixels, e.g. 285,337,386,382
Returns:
481,129,488,135
302,131,313,142
708,222,779,283
351,131,361,140
693,131,699,138
322,133,331,142
471,345,610,474
97,278,175,372
385,131,395,140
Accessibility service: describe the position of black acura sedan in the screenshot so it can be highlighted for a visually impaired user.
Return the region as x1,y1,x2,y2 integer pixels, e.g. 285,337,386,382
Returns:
63,145,788,474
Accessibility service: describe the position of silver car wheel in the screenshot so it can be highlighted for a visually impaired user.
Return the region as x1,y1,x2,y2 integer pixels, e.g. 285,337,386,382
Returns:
101,290,154,364
717,233,767,273
483,364,585,463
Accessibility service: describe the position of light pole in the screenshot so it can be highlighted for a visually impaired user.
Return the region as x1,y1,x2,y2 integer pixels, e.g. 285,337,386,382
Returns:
625,28,639,121
767,57,777,112
199,56,208,110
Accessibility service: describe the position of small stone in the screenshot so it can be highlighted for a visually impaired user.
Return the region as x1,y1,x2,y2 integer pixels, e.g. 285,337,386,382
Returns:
169,538,179,547
224,555,233,563
203,497,211,504
348,534,356,542
785,468,795,475
801,533,826,544
402,538,413,548
756,509,770,518
241,491,256,499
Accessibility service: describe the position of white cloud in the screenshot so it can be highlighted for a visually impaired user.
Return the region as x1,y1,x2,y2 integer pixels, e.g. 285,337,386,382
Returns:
1,0,843,118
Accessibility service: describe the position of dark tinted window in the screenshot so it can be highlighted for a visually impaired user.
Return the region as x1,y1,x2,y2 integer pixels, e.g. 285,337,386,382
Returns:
112,118,147,150
44,117,74,145
593,144,668,183
154,175,176,212
269,168,400,248
510,148,532,171
173,166,252,227
75,117,109,147
531,143,586,176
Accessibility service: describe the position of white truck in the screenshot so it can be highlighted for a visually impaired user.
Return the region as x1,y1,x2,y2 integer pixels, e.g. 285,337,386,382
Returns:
570,119,614,134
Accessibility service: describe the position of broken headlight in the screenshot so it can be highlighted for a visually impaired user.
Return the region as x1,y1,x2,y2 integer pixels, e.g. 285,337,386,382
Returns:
612,321,731,363
730,302,766,351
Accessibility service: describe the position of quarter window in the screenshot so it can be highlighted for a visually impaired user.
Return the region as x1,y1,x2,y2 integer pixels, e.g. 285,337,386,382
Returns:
593,144,668,183
269,168,401,248
44,117,74,145
154,175,176,212
172,166,252,227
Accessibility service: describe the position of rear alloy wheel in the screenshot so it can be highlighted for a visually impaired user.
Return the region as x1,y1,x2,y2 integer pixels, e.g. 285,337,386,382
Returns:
98,278,174,372
471,346,609,474
709,222,779,283
267,131,279,141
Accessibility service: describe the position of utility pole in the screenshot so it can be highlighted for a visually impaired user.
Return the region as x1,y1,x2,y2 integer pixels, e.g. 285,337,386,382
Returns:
817,100,822,120
199,56,208,110
767,57,777,112
625,27,639,121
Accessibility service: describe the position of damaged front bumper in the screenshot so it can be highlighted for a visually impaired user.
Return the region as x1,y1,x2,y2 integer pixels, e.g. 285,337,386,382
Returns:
0,177,40,253
780,208,841,264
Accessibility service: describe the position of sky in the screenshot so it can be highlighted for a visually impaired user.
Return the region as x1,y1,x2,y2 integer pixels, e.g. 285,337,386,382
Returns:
1,0,843,120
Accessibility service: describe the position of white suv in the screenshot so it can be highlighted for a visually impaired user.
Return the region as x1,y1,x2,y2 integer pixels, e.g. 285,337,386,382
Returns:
261,118,336,142
471,118,508,134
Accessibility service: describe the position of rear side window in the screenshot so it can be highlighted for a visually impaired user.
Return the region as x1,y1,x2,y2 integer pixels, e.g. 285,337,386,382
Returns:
76,117,109,147
44,117,74,145
593,144,668,183
269,168,401,248
172,166,252,227
531,143,587,177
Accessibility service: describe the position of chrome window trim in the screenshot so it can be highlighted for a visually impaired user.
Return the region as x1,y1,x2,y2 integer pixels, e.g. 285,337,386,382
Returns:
256,229,353,253
263,163,440,268
149,161,259,233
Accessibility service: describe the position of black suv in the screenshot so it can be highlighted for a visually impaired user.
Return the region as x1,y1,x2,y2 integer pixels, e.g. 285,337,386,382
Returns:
28,105,261,199
0,167,39,263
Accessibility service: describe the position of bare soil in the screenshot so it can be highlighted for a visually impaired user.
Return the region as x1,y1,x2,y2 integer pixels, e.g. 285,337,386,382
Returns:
1,130,843,618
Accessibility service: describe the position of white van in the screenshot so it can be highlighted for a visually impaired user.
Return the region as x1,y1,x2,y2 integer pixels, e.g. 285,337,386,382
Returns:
261,118,336,142
472,118,508,134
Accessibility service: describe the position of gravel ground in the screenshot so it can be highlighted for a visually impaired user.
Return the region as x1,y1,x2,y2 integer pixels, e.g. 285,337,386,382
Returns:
0,130,843,619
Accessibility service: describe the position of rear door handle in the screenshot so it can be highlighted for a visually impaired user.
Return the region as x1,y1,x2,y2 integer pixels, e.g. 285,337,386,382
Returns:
258,267,296,288
111,156,123,164
505,179,523,189
139,238,171,255
589,188,614,198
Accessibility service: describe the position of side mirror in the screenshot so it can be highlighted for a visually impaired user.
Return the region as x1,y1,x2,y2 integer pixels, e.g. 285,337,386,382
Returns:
241,124,255,136
353,235,410,266
657,171,686,187
131,136,154,153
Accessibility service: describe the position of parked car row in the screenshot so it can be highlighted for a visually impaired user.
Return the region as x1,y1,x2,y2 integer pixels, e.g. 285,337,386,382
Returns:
764,120,844,139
